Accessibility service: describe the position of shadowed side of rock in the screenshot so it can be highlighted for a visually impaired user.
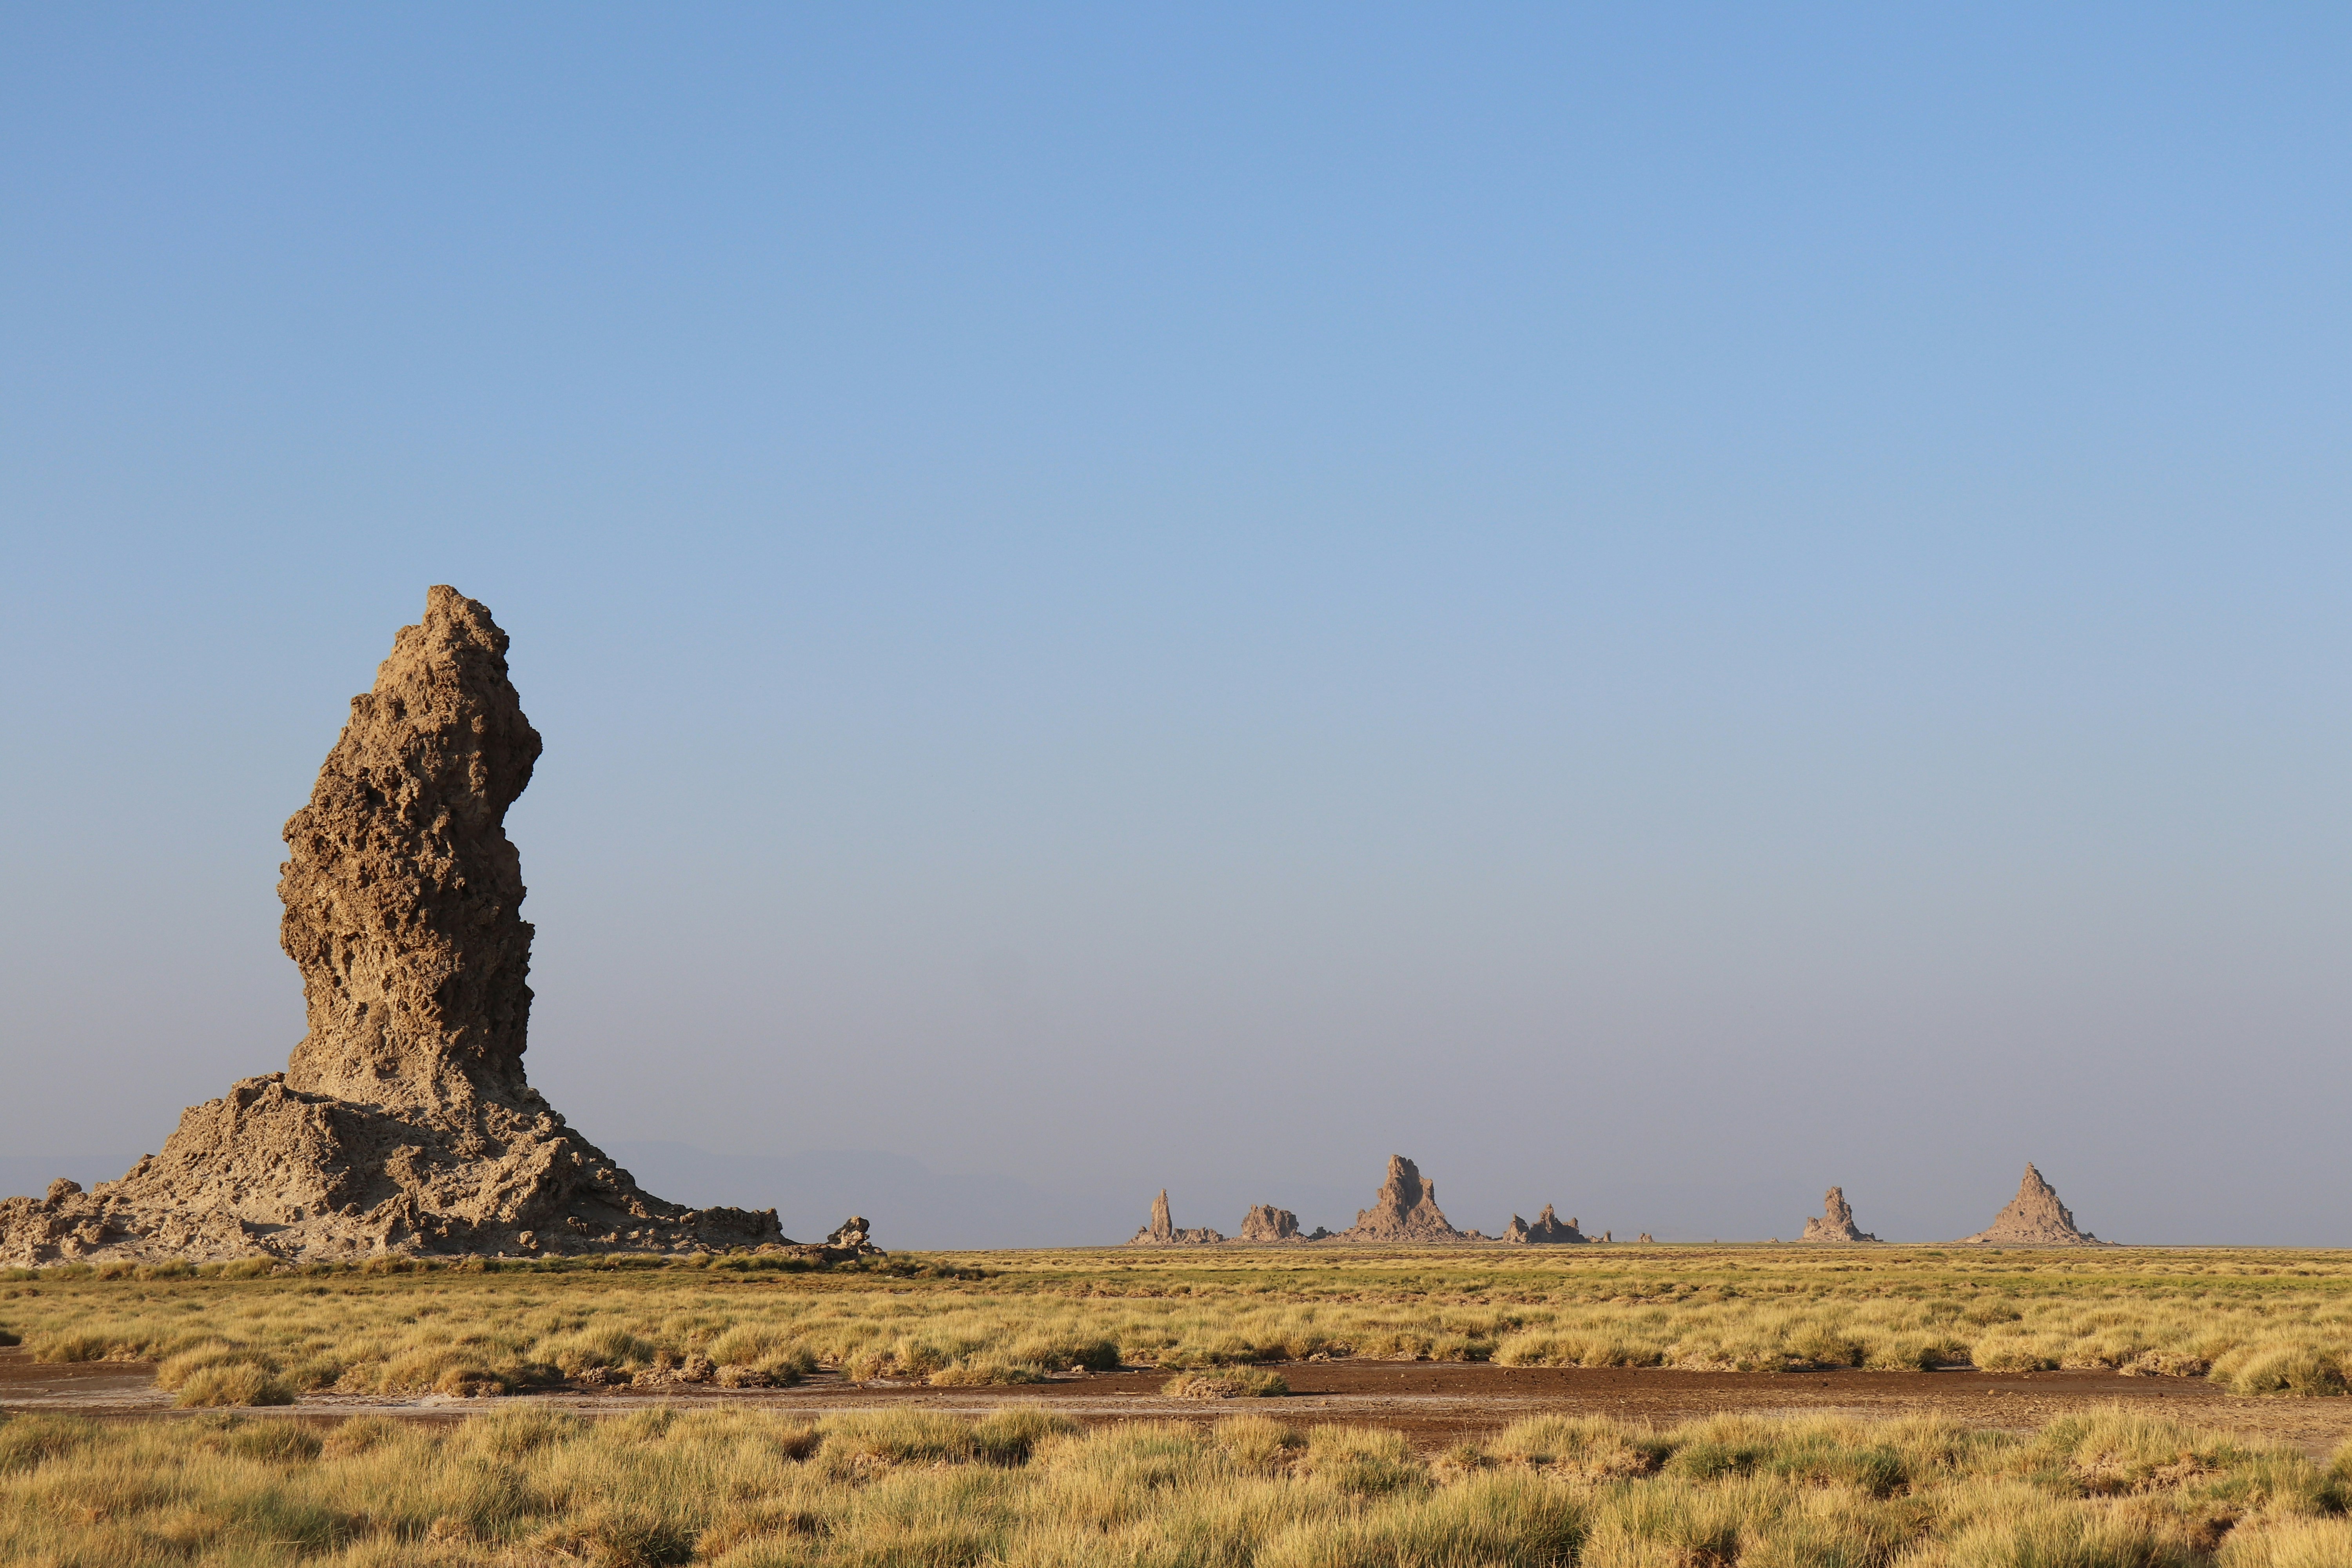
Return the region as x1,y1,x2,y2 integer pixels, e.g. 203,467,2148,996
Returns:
0,588,851,1267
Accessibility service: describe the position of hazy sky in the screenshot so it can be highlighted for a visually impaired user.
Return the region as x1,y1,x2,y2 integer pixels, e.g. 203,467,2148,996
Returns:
3,7,2347,1247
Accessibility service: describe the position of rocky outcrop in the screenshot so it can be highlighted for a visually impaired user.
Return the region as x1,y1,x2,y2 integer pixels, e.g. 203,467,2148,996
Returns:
1800,1187,1879,1243
1128,1190,1223,1245
1240,1205,1300,1242
1502,1203,1588,1244
277,586,545,1112
1960,1163,2102,1245
1334,1155,1466,1243
0,588,855,1267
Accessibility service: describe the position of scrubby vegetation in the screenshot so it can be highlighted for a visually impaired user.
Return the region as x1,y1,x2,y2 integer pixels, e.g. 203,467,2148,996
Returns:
0,1403,2346,1565
1163,1368,1290,1399
2,1245,2349,1402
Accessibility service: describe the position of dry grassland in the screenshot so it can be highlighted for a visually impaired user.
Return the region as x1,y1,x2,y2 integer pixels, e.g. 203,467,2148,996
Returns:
2,1403,2349,1566
2,1245,2349,1405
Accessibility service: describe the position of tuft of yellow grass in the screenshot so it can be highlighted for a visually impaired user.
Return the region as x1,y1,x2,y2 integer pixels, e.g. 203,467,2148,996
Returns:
171,1362,294,1408
2,1243,2350,1403
1163,1367,1290,1399
0,1403,2341,1566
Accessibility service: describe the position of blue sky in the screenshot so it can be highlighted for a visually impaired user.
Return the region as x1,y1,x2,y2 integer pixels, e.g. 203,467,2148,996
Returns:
2,6,2346,1245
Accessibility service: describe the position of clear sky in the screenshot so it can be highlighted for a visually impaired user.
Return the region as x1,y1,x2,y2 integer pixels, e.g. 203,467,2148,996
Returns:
3,6,2346,1247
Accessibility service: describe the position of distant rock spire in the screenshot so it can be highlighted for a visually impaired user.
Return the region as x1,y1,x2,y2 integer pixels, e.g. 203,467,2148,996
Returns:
1959,1163,2102,1245
1503,1203,1589,1244
1129,1187,1222,1245
1240,1204,1300,1241
1336,1154,1466,1242
1800,1186,1879,1242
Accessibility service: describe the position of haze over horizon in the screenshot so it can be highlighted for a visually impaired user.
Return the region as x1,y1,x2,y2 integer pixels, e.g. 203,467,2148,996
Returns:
4,7,2347,1248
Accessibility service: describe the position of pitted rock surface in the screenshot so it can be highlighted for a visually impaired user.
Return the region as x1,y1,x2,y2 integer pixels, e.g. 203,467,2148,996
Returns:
1800,1187,1879,1243
1336,1155,1467,1243
1959,1163,2102,1245
279,586,544,1111
0,588,837,1266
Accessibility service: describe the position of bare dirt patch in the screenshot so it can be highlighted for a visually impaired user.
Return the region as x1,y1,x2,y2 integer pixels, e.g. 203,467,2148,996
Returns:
0,1347,166,1411
13,1347,2348,1457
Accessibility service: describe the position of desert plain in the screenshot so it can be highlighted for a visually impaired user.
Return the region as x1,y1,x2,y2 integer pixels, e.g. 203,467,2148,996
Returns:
6,1241,2352,1565
4,592,2347,1566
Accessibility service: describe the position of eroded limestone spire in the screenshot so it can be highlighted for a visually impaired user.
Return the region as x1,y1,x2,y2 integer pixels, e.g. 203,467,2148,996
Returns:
1337,1154,1466,1242
279,586,544,1110
0,587,827,1264
1127,1188,1224,1245
1800,1186,1879,1242
1960,1163,2102,1245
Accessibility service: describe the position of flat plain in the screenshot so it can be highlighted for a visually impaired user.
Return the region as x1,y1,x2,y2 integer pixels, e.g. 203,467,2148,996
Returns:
7,1245,2352,1565
8,1243,2352,1402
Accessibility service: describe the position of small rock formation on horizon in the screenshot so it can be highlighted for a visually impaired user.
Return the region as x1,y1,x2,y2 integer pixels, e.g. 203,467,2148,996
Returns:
1958,1163,2102,1245
1128,1189,1224,1245
1239,1204,1301,1242
1334,1155,1466,1243
1800,1187,1880,1243
1502,1204,1588,1244
0,588,859,1267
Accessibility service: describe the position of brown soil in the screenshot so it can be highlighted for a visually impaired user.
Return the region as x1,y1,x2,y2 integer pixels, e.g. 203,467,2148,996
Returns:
9,1348,2348,1457
0,1348,158,1408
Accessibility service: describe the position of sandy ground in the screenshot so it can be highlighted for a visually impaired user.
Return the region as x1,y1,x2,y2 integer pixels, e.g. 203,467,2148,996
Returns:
7,1349,2348,1457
